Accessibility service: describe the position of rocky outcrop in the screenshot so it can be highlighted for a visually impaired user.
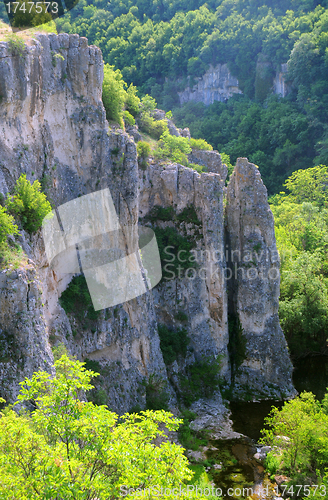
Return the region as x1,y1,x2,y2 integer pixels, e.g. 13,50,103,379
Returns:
139,158,230,377
0,261,54,404
225,158,295,398
0,33,170,414
273,63,289,97
0,33,294,410
178,64,242,106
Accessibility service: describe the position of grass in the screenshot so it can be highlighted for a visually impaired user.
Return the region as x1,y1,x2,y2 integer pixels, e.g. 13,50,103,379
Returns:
0,20,57,44
0,242,28,271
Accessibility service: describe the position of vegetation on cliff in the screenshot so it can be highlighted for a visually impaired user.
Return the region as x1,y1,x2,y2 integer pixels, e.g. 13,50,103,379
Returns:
47,0,328,193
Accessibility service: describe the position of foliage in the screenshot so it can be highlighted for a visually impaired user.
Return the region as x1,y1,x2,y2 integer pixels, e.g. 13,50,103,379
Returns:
155,130,192,165
59,274,101,323
137,140,151,170
5,33,25,55
0,206,18,245
144,374,170,411
123,110,135,126
283,165,328,207
260,390,328,482
189,137,213,150
158,324,189,365
6,174,52,233
175,311,188,322
138,114,168,140
176,205,201,225
154,226,198,280
143,205,175,223
125,83,140,116
228,314,247,382
0,355,195,499
179,357,222,407
102,64,127,126
270,179,328,356
178,411,208,451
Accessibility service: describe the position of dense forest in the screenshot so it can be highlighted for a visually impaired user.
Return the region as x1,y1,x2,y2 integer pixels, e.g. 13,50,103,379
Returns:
2,0,328,191
41,0,328,193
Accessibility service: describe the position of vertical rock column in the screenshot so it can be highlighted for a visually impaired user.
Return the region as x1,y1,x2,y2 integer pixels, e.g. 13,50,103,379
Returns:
226,158,295,398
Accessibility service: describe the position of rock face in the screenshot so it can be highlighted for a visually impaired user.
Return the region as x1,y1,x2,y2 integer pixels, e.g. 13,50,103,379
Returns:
177,61,289,106
178,64,242,105
225,158,295,398
0,33,295,410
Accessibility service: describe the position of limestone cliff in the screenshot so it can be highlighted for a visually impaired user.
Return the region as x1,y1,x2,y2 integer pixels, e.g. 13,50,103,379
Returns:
178,64,242,105
177,61,289,106
226,158,294,398
0,33,295,411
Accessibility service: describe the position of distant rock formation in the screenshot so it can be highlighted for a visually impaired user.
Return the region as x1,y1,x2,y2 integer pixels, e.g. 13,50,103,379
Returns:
178,64,242,105
178,60,289,106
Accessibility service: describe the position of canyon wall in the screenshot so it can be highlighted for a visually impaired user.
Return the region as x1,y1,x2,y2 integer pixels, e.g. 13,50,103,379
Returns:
0,33,295,411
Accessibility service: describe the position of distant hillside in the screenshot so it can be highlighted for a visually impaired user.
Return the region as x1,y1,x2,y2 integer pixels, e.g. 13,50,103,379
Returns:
2,0,328,191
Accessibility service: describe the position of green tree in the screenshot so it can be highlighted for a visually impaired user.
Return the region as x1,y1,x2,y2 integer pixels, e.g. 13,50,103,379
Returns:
6,174,52,233
0,206,18,245
283,165,328,207
0,355,195,499
155,130,191,165
261,391,328,478
102,64,127,126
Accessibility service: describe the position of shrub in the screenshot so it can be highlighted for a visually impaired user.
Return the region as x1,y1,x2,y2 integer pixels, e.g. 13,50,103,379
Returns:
155,130,191,165
5,33,25,56
138,113,168,140
125,83,140,117
144,374,169,410
175,311,188,322
102,64,126,126
137,141,151,158
154,226,197,280
140,94,157,113
0,206,18,245
6,174,52,233
59,274,101,323
158,324,189,365
189,138,213,151
179,357,222,406
123,110,135,126
143,205,175,222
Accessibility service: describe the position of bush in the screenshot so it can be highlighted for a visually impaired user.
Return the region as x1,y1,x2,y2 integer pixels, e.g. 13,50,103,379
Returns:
189,138,213,151
155,130,191,165
144,374,169,411
102,64,126,126
123,110,135,126
138,113,168,140
5,33,25,56
6,174,52,233
137,140,151,170
125,83,140,117
140,94,157,113
179,357,222,407
158,324,189,365
59,274,101,323
0,206,18,245
154,226,197,280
